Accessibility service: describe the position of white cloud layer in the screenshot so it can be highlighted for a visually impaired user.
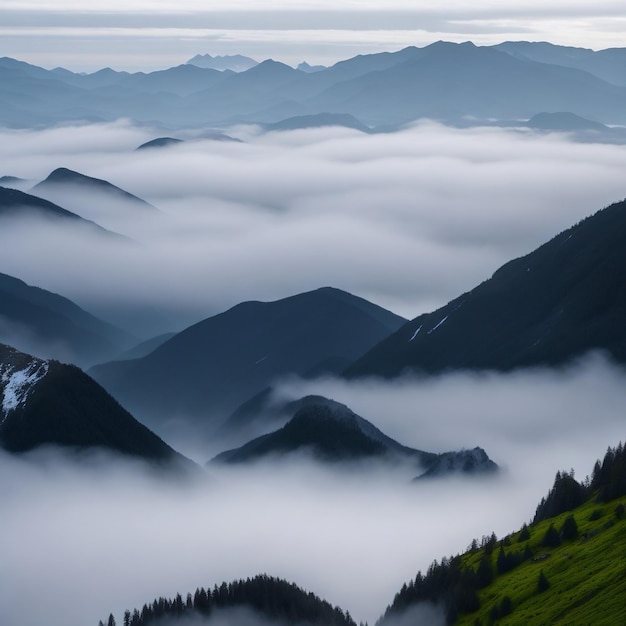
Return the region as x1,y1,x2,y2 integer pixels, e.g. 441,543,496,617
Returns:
0,121,625,337
0,356,623,626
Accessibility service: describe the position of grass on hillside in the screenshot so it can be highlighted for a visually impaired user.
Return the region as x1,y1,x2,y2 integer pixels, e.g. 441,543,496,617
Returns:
457,496,626,626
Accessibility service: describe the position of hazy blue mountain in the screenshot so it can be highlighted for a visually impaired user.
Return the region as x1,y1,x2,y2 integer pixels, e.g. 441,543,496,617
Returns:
32,167,156,212
0,175,28,189
0,344,190,465
0,185,120,236
49,66,131,89
115,64,230,96
187,53,258,72
263,112,371,133
526,111,609,131
113,332,176,361
3,42,626,129
297,61,327,73
494,41,626,87
0,271,133,366
306,41,626,126
90,287,407,433
135,137,184,150
346,198,626,378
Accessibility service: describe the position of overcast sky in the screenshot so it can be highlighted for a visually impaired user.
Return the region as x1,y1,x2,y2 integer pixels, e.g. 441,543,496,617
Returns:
1,1,625,71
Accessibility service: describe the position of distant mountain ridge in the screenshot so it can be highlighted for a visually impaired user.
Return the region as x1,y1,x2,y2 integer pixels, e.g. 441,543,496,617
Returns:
2,41,626,128
346,198,626,378
186,53,258,72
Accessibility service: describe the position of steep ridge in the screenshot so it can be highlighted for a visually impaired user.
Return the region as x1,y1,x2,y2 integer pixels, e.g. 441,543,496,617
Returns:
0,344,189,465
90,287,406,433
346,198,626,378
32,167,156,211
0,185,122,237
0,271,133,366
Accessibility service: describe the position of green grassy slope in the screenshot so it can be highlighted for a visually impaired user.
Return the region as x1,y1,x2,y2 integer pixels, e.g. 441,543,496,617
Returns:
458,496,626,626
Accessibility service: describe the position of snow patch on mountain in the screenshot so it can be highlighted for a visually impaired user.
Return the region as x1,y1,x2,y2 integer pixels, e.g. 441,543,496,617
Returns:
1,359,48,421
428,315,449,334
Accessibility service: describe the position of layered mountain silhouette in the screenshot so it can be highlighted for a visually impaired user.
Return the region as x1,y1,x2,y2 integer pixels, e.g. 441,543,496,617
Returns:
0,271,133,366
2,41,626,128
135,137,184,150
346,198,626,378
0,185,116,235
0,344,188,465
90,287,406,433
211,396,498,480
32,167,156,212
263,112,371,133
493,41,626,87
187,53,258,72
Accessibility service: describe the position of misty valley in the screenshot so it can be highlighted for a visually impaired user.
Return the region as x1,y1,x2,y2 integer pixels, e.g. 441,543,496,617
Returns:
1,40,626,626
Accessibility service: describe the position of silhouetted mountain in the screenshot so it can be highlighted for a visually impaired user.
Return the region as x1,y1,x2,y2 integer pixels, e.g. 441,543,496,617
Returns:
346,198,626,378
0,175,27,189
212,396,498,479
135,137,184,150
263,112,371,133
0,271,133,366
187,53,258,72
0,344,189,465
90,287,406,434
211,397,437,467
494,41,626,87
106,574,356,626
0,185,119,236
32,167,155,211
297,61,327,73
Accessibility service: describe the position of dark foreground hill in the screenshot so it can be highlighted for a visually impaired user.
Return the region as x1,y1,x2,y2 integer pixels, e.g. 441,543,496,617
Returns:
346,198,626,378
90,287,406,433
100,574,356,626
0,344,188,466
0,271,133,366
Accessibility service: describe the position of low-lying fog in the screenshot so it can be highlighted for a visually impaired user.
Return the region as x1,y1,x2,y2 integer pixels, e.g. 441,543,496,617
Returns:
0,121,625,335
1,356,623,626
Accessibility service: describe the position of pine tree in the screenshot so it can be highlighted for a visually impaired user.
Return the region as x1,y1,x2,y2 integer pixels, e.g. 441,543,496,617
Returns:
537,570,550,593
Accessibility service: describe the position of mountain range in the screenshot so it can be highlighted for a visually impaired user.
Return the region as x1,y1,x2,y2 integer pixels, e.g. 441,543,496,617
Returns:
90,287,407,434
31,167,156,213
210,395,498,480
2,41,626,129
